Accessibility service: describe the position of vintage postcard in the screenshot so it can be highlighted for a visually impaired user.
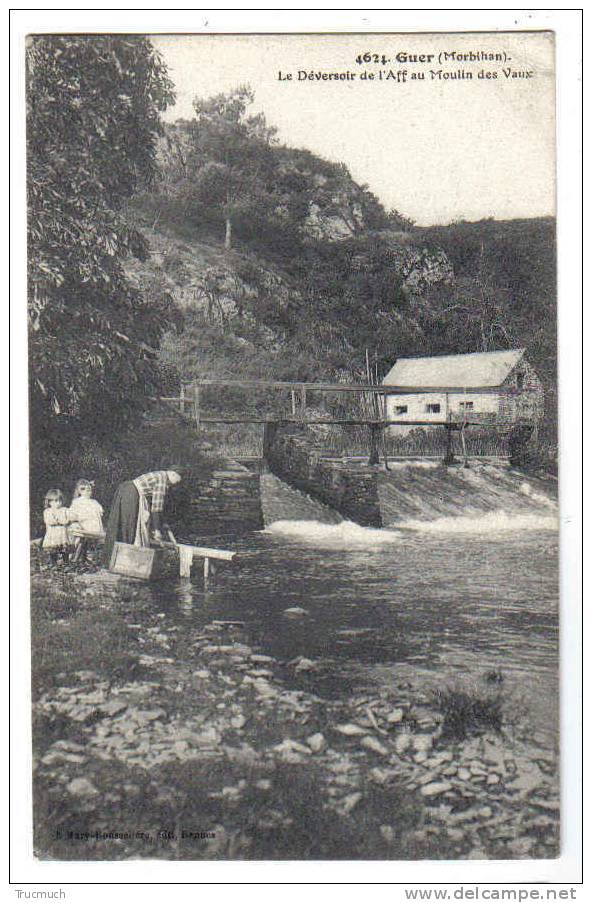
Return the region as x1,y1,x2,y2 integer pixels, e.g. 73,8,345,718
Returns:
21,26,568,871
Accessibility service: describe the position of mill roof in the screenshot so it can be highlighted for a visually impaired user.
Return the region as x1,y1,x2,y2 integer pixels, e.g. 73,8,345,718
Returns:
382,349,526,389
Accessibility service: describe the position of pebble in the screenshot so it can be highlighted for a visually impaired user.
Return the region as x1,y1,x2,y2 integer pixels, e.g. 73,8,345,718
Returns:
334,723,367,737
458,768,471,781
307,733,327,753
447,828,465,841
283,607,309,617
294,657,318,673
467,848,487,860
380,825,395,844
67,777,98,798
420,781,453,798
339,792,362,814
394,733,412,755
369,767,396,785
412,734,433,753
386,709,404,724
360,736,389,757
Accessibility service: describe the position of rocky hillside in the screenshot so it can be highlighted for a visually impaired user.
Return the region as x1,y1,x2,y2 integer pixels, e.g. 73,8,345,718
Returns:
123,109,556,442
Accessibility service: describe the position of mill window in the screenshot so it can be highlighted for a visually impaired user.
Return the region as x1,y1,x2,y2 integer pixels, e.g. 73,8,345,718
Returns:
425,403,441,413
395,405,408,415
459,401,474,411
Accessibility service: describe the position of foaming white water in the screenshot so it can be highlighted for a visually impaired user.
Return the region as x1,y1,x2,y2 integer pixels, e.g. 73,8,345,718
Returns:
394,509,558,534
265,519,402,547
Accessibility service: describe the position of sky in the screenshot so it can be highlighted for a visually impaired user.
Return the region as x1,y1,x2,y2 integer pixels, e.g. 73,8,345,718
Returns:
152,32,555,226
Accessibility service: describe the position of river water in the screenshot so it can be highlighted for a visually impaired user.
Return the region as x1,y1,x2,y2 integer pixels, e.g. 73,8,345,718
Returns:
153,468,560,752
33,464,561,860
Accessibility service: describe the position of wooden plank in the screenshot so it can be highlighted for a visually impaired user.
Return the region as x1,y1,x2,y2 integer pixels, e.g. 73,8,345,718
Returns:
189,546,235,561
173,416,479,427
184,379,505,395
193,386,201,426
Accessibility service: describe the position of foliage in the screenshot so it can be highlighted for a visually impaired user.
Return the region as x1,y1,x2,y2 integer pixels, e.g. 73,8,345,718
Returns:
168,86,278,250
27,35,176,431
131,87,556,445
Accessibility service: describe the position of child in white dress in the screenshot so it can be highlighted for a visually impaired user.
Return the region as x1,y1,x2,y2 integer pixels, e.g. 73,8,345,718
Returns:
42,489,71,565
68,479,104,561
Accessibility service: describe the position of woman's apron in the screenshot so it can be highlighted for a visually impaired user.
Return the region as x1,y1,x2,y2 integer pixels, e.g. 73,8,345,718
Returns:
132,479,152,547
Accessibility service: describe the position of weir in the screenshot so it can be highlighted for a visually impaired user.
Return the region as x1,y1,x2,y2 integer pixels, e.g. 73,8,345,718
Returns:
262,422,557,528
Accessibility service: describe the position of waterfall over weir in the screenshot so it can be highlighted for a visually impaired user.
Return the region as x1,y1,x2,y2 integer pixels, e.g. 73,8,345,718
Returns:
259,461,558,536
260,472,343,527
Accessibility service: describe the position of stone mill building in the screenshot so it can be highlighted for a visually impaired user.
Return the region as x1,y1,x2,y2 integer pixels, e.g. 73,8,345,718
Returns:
382,348,544,432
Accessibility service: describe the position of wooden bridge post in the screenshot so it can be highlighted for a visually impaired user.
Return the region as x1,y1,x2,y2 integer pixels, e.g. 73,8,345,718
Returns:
368,423,381,466
300,385,307,420
179,384,186,415
443,413,456,466
193,386,201,427
290,389,297,417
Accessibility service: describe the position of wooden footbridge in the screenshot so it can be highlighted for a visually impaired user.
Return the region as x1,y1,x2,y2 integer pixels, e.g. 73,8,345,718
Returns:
161,378,480,465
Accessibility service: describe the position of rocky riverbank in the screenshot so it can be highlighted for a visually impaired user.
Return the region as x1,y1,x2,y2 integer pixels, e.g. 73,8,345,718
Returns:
31,564,559,861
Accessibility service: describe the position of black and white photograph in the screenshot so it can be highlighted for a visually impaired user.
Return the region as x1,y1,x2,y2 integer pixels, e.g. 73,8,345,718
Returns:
14,19,580,877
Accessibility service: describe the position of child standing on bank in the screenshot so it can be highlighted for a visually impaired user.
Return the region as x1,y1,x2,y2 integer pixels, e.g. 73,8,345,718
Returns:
42,489,71,565
69,479,104,561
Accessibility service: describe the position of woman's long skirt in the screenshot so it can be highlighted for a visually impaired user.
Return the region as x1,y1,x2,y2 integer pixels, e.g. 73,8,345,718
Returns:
103,481,140,566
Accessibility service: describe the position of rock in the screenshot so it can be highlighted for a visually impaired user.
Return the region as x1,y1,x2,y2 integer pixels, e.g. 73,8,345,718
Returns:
273,739,311,757
255,779,272,790
53,740,86,752
369,767,397,785
360,736,389,757
133,708,166,725
193,670,210,679
41,750,86,766
250,654,274,664
283,607,309,617
467,848,487,860
458,768,472,781
531,797,560,812
211,619,245,629
230,714,246,730
394,733,412,755
413,734,433,753
252,678,276,699
420,781,453,798
334,723,367,737
99,699,128,717
380,825,395,844
339,792,362,814
486,773,501,785
477,806,493,818
307,733,327,753
67,777,98,798
73,670,97,681
386,709,404,724
293,657,318,673
508,837,535,856
447,828,465,841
